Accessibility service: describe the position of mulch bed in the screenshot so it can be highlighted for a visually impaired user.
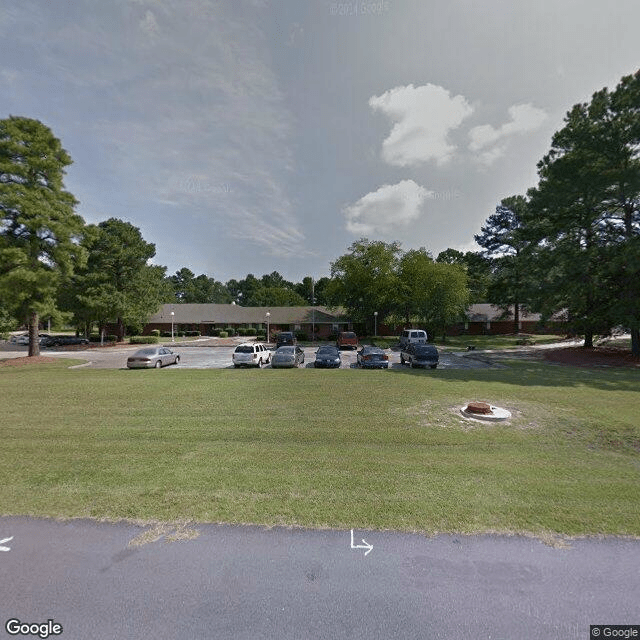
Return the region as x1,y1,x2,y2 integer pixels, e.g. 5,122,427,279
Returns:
544,346,640,368
0,356,60,367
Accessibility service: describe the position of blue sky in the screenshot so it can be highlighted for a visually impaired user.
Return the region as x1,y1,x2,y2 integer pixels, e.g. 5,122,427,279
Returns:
1,0,638,282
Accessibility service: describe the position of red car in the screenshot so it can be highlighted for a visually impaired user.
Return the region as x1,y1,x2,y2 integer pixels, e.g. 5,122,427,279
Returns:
336,331,358,350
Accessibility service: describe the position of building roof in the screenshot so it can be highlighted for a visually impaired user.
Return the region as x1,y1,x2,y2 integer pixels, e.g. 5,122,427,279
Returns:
148,304,346,325
465,304,566,323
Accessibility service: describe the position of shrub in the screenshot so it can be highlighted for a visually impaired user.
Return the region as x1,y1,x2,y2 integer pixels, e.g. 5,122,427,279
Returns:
89,334,117,342
224,327,235,336
150,329,161,337
294,331,308,342
160,331,173,337
184,330,200,337
327,332,338,342
256,333,266,341
129,336,159,344
218,331,228,338
244,326,257,336
236,328,247,337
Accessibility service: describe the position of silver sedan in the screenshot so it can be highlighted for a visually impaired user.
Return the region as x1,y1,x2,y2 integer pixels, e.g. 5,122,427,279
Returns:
127,347,180,369
270,345,305,368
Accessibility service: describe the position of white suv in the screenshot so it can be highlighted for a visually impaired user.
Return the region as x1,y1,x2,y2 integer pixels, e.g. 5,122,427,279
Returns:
399,329,428,347
232,343,271,368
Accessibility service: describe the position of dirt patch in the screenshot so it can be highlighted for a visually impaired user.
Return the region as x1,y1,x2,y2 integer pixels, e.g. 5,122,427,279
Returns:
544,346,640,368
0,356,60,367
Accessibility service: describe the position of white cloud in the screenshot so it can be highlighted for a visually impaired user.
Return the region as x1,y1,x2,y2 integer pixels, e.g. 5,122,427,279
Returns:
139,10,160,38
469,103,548,164
344,180,433,235
369,83,473,167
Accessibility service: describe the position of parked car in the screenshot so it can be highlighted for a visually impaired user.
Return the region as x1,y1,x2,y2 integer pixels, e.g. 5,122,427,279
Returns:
400,343,439,369
336,331,358,350
270,345,305,368
9,333,30,345
127,347,180,369
275,331,297,347
399,329,428,347
232,342,271,367
41,335,90,347
314,345,341,368
357,346,389,369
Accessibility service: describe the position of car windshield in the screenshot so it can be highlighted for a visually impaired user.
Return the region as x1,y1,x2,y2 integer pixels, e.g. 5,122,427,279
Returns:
235,346,254,353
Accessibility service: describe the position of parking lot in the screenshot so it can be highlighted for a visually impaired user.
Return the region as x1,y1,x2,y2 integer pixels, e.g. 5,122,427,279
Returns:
0,341,499,370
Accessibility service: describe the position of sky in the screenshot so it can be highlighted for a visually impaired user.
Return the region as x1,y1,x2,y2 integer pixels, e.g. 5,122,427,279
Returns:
1,0,638,283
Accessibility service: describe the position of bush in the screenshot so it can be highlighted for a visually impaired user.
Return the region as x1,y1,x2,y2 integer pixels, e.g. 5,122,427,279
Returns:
326,332,338,342
224,327,236,336
236,328,247,337
129,336,159,344
244,326,257,336
294,331,308,342
218,331,228,338
89,334,117,343
256,333,266,341
150,329,161,337
160,331,173,338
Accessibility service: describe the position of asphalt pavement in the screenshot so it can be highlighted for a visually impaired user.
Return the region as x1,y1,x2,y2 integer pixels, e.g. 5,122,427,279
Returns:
1,517,638,640
1,341,499,370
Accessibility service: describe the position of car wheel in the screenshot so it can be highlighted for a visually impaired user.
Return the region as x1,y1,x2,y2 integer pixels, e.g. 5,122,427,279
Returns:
175,355,180,364
155,360,162,368
400,355,405,365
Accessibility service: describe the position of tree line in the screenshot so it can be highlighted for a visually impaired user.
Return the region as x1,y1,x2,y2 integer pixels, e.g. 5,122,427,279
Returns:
1,69,638,355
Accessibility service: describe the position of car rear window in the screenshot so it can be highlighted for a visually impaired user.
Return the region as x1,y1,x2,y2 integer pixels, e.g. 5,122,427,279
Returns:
413,346,435,354
340,332,356,338
135,348,158,356
235,346,254,353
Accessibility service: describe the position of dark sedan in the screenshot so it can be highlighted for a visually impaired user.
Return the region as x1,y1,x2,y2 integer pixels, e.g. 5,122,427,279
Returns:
357,346,389,369
127,347,180,369
270,345,305,368
313,345,341,368
400,343,439,369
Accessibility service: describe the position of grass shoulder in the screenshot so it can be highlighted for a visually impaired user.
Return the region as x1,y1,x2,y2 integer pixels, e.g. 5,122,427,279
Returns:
0,363,638,537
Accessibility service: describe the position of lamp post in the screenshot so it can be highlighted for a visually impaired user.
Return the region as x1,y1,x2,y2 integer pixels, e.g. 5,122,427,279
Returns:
374,311,378,337
171,311,175,342
265,312,271,344
311,278,315,344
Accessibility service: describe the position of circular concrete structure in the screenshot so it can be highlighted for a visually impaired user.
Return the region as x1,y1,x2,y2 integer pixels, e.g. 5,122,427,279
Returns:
460,404,511,421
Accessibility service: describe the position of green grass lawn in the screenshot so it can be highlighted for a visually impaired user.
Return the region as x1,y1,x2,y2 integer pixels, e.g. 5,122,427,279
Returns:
2,359,639,537
433,333,568,351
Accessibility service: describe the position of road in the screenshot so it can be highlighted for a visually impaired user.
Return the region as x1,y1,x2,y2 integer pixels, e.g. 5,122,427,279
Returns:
1,517,638,639
1,341,500,370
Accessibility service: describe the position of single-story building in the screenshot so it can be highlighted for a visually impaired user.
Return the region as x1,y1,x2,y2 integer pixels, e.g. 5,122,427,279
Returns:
144,303,351,338
448,304,568,335
142,303,567,339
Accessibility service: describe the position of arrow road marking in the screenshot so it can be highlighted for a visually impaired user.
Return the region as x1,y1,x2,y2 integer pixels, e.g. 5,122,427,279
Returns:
0,536,13,552
350,529,373,556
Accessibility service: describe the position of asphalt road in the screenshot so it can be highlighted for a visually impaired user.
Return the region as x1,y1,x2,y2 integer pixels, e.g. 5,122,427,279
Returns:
1,517,638,640
1,342,499,370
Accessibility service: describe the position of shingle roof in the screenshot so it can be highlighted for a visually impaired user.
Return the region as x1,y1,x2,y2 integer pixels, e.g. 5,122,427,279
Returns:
465,304,566,322
148,304,346,325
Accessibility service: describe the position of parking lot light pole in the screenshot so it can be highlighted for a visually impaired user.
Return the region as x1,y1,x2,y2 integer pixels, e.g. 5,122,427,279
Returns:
374,311,378,337
171,311,175,342
266,312,270,344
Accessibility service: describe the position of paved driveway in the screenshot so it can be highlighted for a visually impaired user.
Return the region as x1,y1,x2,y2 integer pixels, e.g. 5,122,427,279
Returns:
9,344,497,370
